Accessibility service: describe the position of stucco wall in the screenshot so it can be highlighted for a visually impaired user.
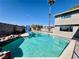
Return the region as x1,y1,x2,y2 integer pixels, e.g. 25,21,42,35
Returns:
55,13,79,25
53,26,79,38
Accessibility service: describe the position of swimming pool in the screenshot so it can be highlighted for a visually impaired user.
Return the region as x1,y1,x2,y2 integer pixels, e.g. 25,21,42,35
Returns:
2,32,69,57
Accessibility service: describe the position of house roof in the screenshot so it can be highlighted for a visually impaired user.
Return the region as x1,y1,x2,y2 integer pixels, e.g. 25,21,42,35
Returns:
55,5,79,17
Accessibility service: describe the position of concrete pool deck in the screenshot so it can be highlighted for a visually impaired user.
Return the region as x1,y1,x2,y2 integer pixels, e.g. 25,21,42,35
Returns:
14,32,76,59
20,33,29,37
59,40,76,59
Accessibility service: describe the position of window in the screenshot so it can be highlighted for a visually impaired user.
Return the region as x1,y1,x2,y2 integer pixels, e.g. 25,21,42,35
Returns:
60,26,73,32
61,14,71,19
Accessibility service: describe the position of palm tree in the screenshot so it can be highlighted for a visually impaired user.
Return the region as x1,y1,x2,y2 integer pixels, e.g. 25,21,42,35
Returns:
48,0,55,32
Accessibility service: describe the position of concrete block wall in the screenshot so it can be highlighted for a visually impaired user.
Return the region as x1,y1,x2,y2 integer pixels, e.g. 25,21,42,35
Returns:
0,23,25,37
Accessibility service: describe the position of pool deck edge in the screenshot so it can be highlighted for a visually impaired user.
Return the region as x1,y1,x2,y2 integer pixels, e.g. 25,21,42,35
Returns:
59,40,76,59
20,33,29,37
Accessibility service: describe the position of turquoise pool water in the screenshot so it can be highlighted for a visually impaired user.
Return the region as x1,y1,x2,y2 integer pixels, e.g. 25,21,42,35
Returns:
2,33,69,57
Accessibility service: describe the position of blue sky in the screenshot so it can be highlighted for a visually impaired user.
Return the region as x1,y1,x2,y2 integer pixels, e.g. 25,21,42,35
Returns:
0,0,79,26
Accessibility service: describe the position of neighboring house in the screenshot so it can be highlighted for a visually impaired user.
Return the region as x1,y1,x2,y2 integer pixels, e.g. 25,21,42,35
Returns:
53,5,79,38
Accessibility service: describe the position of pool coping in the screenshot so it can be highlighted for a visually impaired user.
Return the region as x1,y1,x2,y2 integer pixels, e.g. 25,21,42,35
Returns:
14,32,76,59
59,40,76,59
